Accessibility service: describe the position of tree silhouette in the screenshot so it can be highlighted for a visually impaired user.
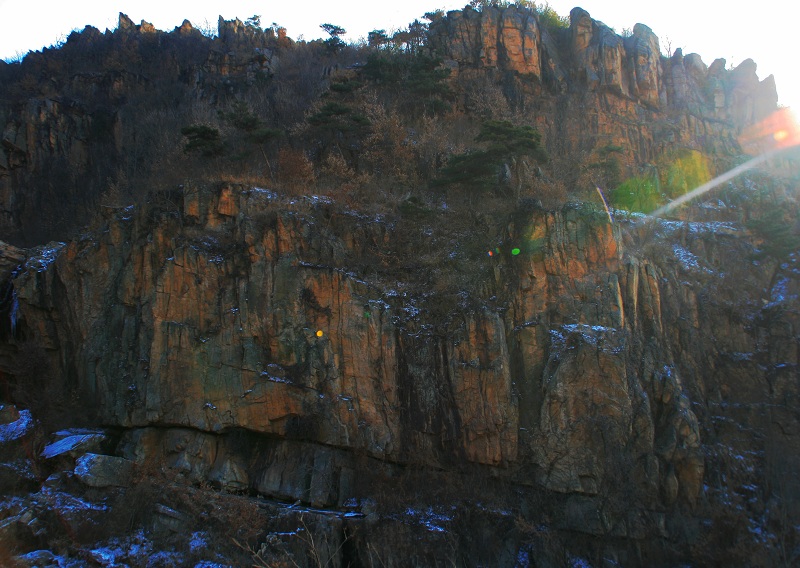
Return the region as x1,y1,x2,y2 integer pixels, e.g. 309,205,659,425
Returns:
181,125,224,157
220,101,282,177
321,23,346,52
368,30,389,50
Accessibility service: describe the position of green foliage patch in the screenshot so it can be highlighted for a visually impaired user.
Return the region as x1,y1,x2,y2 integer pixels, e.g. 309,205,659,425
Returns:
535,2,570,31
662,149,711,199
610,150,711,213
307,102,370,131
609,175,661,213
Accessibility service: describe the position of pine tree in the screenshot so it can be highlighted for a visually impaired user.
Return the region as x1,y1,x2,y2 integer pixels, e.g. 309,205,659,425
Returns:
434,120,547,197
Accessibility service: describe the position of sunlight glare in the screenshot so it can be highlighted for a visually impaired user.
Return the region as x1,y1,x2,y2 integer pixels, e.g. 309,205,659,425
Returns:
651,109,800,217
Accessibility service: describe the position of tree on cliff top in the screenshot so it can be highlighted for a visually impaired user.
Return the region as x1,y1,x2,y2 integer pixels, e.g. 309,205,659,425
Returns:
220,101,282,177
321,23,346,52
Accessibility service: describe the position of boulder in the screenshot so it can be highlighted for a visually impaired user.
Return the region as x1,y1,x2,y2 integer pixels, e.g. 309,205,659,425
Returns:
14,550,60,567
74,453,133,488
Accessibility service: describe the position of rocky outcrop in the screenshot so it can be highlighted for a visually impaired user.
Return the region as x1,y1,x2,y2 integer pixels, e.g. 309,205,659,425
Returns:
0,5,782,244
0,14,286,244
0,7,796,563
430,5,777,127
4,185,739,514
74,453,133,488
0,241,25,281
627,23,662,107
0,183,797,563
428,5,777,173
570,8,631,97
429,6,543,76
3,178,794,563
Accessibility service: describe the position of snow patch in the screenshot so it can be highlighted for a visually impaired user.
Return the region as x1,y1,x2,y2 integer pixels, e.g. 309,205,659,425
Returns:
550,324,621,350
41,432,105,459
687,220,738,234
190,531,209,553
304,194,333,205
770,276,797,304
26,242,65,272
0,409,33,443
672,245,700,270
260,371,293,385
45,487,108,515
249,187,278,199
404,506,453,533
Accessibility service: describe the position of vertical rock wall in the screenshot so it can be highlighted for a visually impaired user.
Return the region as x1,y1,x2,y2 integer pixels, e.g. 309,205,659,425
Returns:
428,5,778,169
4,186,728,513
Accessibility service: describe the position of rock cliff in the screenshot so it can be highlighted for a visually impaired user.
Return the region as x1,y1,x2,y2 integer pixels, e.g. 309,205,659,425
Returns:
429,5,777,171
0,4,797,566
429,5,776,124
4,177,796,555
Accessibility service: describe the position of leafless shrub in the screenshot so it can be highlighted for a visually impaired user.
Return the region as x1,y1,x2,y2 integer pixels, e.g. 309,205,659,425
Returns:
278,147,316,194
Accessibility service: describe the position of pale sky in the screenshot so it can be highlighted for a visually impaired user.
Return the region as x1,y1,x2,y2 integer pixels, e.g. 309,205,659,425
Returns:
0,1,797,110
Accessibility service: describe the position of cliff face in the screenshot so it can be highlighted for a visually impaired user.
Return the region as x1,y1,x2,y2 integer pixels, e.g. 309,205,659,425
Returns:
429,5,777,167
9,182,786,513
0,14,287,244
4,177,797,564
430,5,777,121
0,6,780,244
0,5,797,565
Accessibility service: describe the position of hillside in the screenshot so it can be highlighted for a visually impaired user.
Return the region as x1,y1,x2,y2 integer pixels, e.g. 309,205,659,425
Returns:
0,3,798,566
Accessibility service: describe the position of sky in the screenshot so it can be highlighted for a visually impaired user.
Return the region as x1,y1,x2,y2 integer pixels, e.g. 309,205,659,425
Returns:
0,1,797,110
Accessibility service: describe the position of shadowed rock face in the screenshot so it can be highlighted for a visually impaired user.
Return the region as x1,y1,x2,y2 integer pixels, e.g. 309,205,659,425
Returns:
3,185,729,512
7,177,796,549
0,175,797,566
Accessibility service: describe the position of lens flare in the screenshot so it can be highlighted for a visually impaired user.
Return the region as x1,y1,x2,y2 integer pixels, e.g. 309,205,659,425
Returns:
316,330,324,337
741,107,800,152
652,109,800,217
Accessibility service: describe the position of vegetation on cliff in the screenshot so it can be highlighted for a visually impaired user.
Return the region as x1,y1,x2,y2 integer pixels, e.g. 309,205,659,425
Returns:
0,2,786,245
